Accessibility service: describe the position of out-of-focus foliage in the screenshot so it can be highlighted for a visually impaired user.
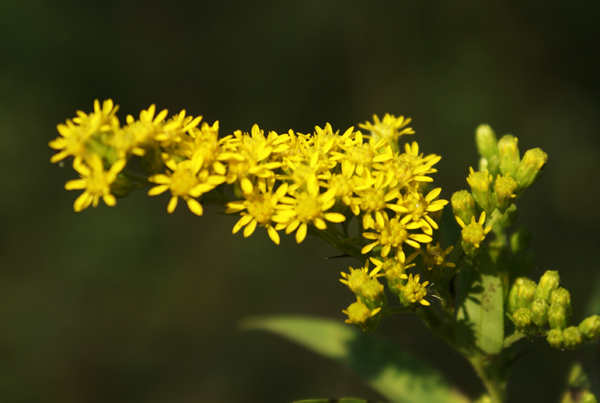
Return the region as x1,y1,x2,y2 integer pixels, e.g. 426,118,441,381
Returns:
1,1,600,402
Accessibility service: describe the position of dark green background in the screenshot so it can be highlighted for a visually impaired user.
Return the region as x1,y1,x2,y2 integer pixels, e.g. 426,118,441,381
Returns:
1,1,599,402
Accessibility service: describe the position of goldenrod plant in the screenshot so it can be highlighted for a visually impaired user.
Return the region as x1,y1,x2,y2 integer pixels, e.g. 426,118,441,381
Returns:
50,100,600,403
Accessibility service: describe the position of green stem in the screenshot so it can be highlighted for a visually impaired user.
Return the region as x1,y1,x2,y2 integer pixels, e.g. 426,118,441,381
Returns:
415,306,454,347
469,356,507,403
307,224,365,263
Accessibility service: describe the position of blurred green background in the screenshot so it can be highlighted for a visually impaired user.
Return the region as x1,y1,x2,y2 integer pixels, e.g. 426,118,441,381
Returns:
2,1,600,402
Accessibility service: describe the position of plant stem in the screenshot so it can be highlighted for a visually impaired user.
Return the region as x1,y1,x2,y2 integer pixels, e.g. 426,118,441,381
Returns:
469,355,507,403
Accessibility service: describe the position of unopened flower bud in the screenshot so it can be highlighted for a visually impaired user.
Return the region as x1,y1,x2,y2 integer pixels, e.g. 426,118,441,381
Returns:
510,227,532,254
579,315,600,342
534,270,560,303
548,304,569,330
359,278,387,311
563,326,583,350
343,300,381,332
507,277,537,314
479,154,501,179
494,173,517,213
550,287,572,316
547,328,564,349
467,168,496,214
498,135,520,178
476,124,499,160
451,190,477,226
512,307,537,336
515,148,547,191
529,299,549,328
110,174,133,198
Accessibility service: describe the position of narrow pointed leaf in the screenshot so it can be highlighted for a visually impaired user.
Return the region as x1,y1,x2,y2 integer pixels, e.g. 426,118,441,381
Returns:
241,315,469,403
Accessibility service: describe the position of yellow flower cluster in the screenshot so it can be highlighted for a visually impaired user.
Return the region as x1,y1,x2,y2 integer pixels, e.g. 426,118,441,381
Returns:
51,101,454,331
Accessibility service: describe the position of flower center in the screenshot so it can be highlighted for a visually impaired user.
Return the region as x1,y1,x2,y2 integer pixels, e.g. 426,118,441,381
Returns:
379,218,408,248
170,167,198,196
362,188,386,212
247,196,274,224
296,192,321,222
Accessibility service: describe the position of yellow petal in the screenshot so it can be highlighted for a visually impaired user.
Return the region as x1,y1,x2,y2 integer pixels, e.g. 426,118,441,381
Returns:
186,198,203,216
167,196,178,213
285,219,300,235
426,188,442,201
74,192,92,212
267,226,280,245
323,212,346,223
65,179,86,190
148,185,169,196
243,218,257,237
361,241,377,254
314,218,327,230
241,177,253,194
295,223,307,243
103,194,116,207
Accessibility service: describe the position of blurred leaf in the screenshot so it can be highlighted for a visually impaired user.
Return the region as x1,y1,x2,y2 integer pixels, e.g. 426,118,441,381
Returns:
455,249,504,356
242,315,469,403
294,399,381,403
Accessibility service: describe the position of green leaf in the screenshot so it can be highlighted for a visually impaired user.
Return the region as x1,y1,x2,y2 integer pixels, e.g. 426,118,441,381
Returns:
241,315,469,403
455,249,504,356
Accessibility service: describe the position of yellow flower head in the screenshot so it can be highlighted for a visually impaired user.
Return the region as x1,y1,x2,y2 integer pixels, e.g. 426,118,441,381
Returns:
273,177,345,243
219,125,282,194
455,211,493,256
361,214,432,261
226,182,288,245
50,119,91,164
372,142,441,193
65,155,126,212
342,299,382,332
398,273,430,306
352,173,406,229
340,260,385,293
421,242,456,273
148,151,225,216
359,114,414,146
399,188,448,235
155,109,202,147
73,99,120,135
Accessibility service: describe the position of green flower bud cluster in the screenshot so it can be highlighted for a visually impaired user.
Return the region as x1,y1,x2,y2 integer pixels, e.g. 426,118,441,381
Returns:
507,271,600,349
452,126,548,249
